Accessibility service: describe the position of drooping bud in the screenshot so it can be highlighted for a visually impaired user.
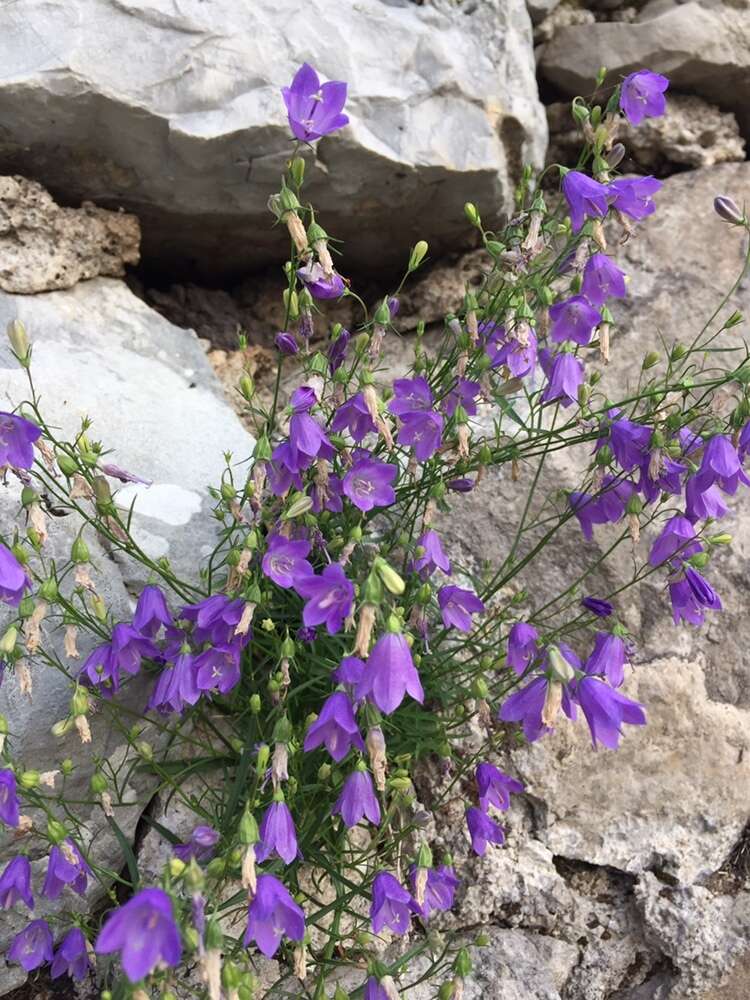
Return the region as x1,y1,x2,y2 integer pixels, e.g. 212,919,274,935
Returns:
714,195,745,226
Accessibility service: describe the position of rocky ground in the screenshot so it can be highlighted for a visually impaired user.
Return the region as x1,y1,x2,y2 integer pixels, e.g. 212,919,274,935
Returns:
0,1,749,997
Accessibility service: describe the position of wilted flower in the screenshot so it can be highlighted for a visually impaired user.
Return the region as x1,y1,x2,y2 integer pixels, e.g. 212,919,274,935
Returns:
356,631,424,715
0,412,41,469
619,70,668,125
475,763,524,812
96,887,181,982
371,871,412,935
295,563,354,634
303,691,364,761
437,585,485,632
50,927,91,982
42,839,92,899
8,918,54,972
409,864,459,919
244,873,305,957
465,807,505,855
332,766,381,828
0,855,34,909
282,62,349,142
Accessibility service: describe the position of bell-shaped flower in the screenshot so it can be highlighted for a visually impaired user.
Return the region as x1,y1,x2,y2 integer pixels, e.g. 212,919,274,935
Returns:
244,873,305,957
304,691,364,762
295,563,354,635
465,807,505,856
8,919,53,972
282,62,348,142
50,927,91,982
356,630,424,715
96,887,181,983
332,766,381,828
475,763,524,812
370,871,412,935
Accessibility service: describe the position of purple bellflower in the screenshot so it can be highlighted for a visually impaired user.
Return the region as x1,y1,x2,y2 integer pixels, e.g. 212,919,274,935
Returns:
173,825,219,863
327,327,351,373
694,434,750,495
356,631,424,715
8,919,53,972
466,807,505,855
410,864,459,919
0,544,29,607
581,596,613,618
476,763,525,812
371,871,412,935
133,584,172,637
42,839,91,900
541,351,585,407
364,977,390,1000
0,769,20,827
549,295,601,345
148,651,201,715
297,261,345,299
255,797,298,865
244,873,305,958
584,631,629,688
438,585,485,632
388,377,434,416
574,676,646,750
444,378,481,417
669,566,722,626
620,70,669,125
330,392,377,443
343,455,397,511
0,855,34,910
581,253,627,306
96,887,181,982
562,171,612,232
685,477,729,522
183,594,250,647
397,410,444,461
498,673,578,743
332,767,381,828
50,927,91,982
649,515,701,567
0,412,41,469
275,331,299,355
262,533,313,589
332,655,366,687
282,62,349,142
295,563,354,634
609,176,662,221
413,529,451,576
194,643,242,696
303,691,365,761
507,622,539,675
605,417,652,472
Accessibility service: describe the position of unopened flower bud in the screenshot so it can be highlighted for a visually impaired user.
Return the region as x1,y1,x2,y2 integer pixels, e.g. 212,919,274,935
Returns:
0,626,16,655
408,240,429,271
7,319,30,363
464,203,481,227
642,351,660,370
373,558,405,596
606,143,626,169
47,818,67,844
283,493,313,520
547,646,575,684
714,195,745,226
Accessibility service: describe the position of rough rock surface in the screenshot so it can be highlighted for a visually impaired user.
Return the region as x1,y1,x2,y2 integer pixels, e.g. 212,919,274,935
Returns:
0,278,254,994
0,0,546,280
538,2,750,139
0,175,140,293
546,94,746,176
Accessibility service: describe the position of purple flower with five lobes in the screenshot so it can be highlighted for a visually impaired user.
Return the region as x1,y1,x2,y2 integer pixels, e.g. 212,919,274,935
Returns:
444,378,481,418
584,631,629,688
581,595,613,618
109,623,160,677
540,350,585,408
255,797,299,865
275,331,299,355
266,457,303,497
0,543,29,607
364,976,391,1000
413,529,452,576
327,327,351,373
685,477,729,523
694,434,750,495
287,398,333,471
648,515,702,567
0,412,41,469
295,562,354,634
549,295,602,346
42,839,92,900
371,871,413,935
669,565,722,626
561,170,612,232
410,864,459,919
303,691,365,761
297,261,346,299
182,594,249,647
133,584,172,638
476,763,525,812
498,674,578,743
244,873,305,957
173,825,220,863
0,769,20,827
397,410,444,461
332,766,381,828
332,654,366,686
8,918,54,972
262,533,313,589
438,585,485,632
581,253,627,306
466,806,505,856
356,630,424,715
569,476,636,541
330,392,377,443
488,326,538,378
620,70,669,125
148,650,201,715
343,455,397,511
601,416,652,472
282,62,349,142
388,377,434,416
609,176,662,221
638,452,687,504
507,621,539,675
0,855,34,909
96,887,181,982
195,642,242,695
574,675,646,750
50,927,91,982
